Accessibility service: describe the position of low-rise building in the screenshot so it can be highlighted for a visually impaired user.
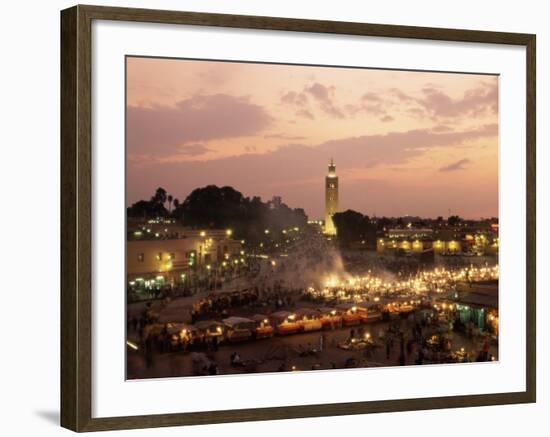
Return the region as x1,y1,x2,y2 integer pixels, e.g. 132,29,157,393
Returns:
376,225,498,256
377,227,462,254
127,229,243,289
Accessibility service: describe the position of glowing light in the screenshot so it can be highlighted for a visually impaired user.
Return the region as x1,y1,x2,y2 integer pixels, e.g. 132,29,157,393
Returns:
126,341,138,350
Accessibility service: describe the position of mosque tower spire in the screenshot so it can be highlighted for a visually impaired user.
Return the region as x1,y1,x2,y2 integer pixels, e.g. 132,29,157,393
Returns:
324,158,339,235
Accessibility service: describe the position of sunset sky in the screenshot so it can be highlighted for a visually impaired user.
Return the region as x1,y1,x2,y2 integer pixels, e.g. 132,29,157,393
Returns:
126,57,498,219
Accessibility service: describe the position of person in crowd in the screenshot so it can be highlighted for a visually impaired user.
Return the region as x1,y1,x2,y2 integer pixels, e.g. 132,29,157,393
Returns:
208,362,218,375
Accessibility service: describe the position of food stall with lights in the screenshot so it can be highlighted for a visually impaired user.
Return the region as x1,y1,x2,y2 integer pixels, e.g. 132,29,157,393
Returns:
336,303,369,326
294,308,323,332
450,281,498,335
222,316,255,342
251,314,274,339
166,323,196,350
270,311,301,335
316,307,343,329
194,320,225,340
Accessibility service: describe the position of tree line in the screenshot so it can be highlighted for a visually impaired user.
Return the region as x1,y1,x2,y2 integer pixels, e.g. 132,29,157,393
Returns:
127,186,307,242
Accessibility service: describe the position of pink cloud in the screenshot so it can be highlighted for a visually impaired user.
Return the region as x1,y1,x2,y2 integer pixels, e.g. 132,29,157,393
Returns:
439,158,472,172
127,94,272,156
304,82,345,119
281,91,308,106
127,124,497,217
295,109,315,120
419,82,498,117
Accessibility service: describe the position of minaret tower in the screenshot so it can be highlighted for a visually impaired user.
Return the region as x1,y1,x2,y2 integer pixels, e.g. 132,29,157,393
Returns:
324,158,339,235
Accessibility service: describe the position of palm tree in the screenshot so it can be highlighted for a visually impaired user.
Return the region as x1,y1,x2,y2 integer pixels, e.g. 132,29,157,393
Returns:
152,187,167,205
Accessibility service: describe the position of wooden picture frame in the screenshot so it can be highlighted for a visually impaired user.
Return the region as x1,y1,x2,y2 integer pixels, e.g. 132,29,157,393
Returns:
61,4,536,432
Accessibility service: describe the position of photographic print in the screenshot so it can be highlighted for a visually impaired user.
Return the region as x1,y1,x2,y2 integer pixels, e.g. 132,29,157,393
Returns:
125,57,499,380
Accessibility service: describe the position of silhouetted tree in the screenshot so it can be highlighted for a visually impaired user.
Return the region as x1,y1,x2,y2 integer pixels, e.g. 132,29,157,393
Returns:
127,187,170,219
333,209,375,247
151,187,167,205
376,216,392,231
448,215,462,226
171,185,307,242
127,199,168,218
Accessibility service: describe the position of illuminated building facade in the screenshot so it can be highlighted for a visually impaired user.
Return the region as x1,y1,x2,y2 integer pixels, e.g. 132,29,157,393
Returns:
127,229,242,285
324,158,339,235
376,227,498,256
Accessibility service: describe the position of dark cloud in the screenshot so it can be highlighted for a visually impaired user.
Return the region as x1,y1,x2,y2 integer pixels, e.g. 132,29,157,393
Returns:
389,88,417,103
281,82,346,119
281,80,493,123
362,92,382,102
372,81,498,121
419,83,498,117
317,124,496,169
127,94,272,156
304,83,345,119
439,158,472,172
281,91,308,106
380,115,394,123
390,82,498,119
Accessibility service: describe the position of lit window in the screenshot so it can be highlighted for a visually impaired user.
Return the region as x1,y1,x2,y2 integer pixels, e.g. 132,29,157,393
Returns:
137,253,144,262
156,252,162,261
